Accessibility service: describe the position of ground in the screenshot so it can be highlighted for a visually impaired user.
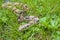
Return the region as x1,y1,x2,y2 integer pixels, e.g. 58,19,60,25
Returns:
0,0,60,40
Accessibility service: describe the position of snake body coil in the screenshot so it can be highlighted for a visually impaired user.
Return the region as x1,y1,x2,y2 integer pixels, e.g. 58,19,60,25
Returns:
2,2,39,31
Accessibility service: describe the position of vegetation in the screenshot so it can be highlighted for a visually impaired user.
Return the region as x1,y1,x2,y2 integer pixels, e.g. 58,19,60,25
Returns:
0,0,60,40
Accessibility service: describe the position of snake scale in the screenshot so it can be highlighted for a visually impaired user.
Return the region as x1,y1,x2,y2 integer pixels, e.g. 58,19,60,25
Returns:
2,2,39,31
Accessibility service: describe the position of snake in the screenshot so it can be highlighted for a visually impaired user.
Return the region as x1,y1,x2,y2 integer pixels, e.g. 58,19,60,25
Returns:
2,2,39,31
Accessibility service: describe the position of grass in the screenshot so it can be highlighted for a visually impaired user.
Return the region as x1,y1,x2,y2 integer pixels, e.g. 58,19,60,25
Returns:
0,0,60,40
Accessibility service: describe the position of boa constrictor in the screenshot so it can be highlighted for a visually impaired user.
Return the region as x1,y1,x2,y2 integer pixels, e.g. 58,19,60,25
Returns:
2,2,39,31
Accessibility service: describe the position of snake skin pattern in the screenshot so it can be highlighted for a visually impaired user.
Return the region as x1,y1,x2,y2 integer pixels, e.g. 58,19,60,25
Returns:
2,2,39,31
